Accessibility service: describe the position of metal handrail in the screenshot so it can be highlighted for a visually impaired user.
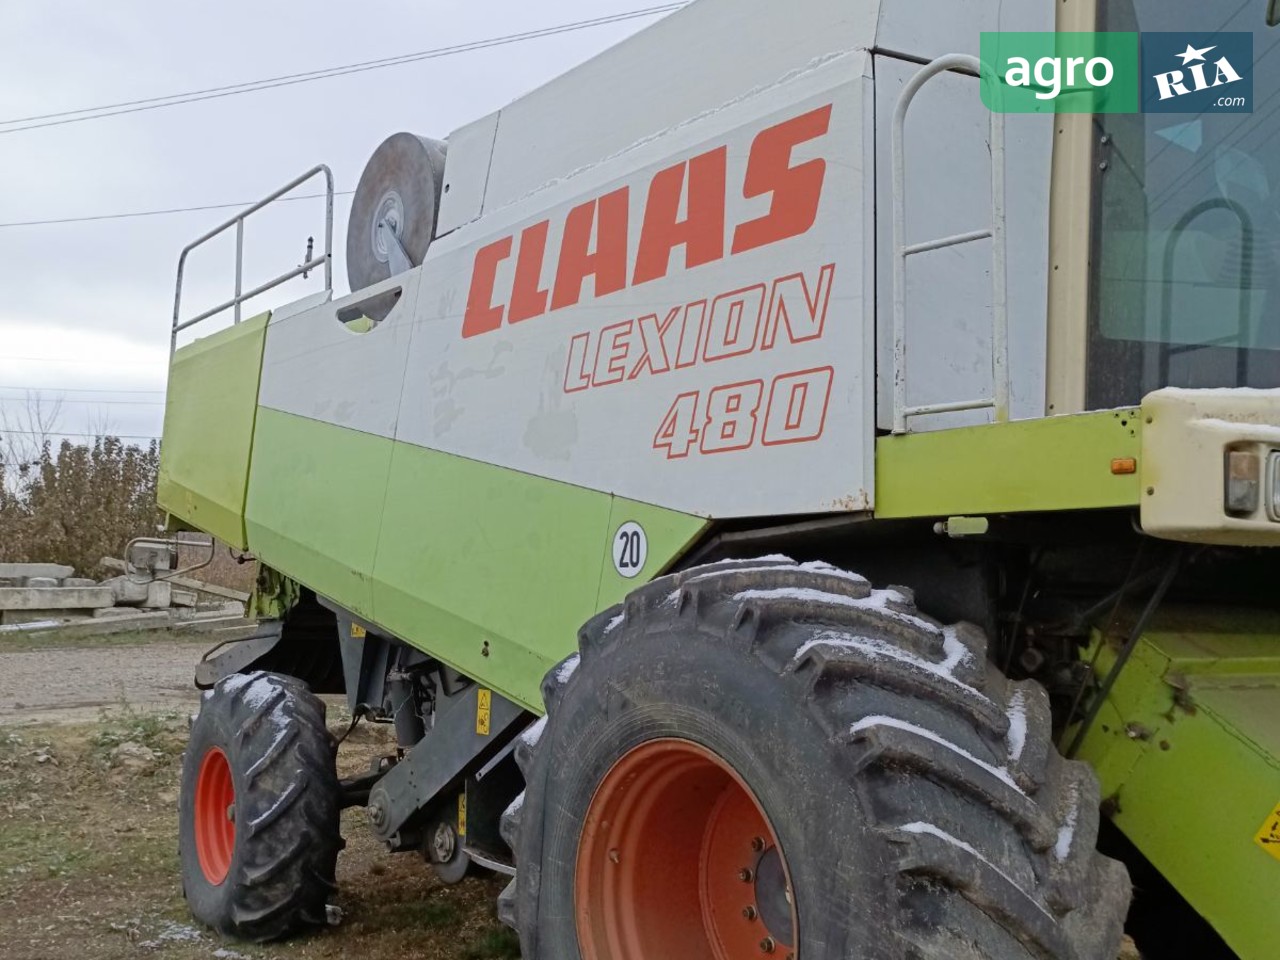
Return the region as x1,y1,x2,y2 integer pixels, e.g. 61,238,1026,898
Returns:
891,54,1009,434
171,165,334,351
1158,198,1254,389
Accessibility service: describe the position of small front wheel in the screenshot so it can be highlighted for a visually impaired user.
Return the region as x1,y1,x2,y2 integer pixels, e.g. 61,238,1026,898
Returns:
179,671,341,942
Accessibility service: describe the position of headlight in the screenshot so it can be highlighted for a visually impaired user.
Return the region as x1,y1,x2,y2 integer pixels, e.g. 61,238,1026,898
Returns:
1225,449,1261,516
1270,451,1280,522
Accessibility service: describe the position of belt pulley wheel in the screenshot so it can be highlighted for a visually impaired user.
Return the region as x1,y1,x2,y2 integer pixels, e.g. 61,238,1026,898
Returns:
346,132,446,319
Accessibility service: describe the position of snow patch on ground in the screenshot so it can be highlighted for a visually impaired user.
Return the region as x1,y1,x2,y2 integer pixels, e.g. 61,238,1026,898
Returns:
138,921,204,947
1006,690,1028,763
849,715,1024,796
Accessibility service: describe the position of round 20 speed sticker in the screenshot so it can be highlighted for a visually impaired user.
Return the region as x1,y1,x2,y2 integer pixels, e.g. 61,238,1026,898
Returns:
612,521,648,579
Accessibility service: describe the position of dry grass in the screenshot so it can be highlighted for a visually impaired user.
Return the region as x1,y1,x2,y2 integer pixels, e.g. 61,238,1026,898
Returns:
0,711,519,960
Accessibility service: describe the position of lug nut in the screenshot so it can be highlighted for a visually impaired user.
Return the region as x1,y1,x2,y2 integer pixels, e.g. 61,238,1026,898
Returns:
739,868,754,882
742,906,758,921
751,836,765,852
759,937,776,953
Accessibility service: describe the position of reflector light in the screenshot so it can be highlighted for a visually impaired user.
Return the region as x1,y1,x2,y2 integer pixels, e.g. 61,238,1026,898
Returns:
1110,458,1137,476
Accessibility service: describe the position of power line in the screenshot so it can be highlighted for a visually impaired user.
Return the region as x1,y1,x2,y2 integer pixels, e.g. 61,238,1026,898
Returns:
0,429,159,440
0,190,353,230
0,396,164,406
3,356,160,366
0,385,165,394
0,6,685,136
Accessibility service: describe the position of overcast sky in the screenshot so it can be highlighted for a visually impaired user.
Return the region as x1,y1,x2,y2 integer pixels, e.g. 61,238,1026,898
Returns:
0,1,674,448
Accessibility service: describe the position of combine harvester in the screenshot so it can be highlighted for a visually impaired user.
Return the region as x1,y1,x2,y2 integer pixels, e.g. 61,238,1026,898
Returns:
162,0,1279,957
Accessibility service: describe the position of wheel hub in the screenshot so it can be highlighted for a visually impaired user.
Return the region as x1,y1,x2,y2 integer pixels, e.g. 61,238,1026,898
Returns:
432,821,457,864
575,739,798,959
370,191,405,264
194,747,236,886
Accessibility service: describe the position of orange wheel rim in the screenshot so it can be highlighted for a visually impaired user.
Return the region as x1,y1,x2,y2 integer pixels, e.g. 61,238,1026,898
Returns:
576,739,798,960
194,747,236,885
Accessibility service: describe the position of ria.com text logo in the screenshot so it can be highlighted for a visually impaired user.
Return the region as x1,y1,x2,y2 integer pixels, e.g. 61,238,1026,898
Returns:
980,32,1254,114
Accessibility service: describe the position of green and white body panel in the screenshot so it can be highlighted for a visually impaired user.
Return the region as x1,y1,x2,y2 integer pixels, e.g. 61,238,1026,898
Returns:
157,0,1280,952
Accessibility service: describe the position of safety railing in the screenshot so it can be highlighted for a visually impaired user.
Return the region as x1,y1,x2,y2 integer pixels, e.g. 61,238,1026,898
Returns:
1158,198,1255,389
891,54,1009,434
171,165,334,353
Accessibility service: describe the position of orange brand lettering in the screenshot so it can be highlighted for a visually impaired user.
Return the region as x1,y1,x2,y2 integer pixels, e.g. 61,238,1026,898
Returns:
732,105,833,255
551,188,631,311
462,104,834,337
462,236,513,338
509,221,552,324
633,147,728,286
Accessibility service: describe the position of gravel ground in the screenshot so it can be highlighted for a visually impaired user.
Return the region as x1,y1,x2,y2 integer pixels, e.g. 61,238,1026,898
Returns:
0,639,204,724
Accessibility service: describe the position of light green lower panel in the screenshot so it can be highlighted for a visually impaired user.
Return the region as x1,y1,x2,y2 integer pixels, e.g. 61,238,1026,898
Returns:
372,440,707,712
158,313,270,548
246,408,393,620
876,409,1142,519
1073,608,1280,959
245,408,707,713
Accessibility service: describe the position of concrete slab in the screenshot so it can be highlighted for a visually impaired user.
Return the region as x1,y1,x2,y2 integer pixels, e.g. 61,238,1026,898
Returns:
24,578,59,589
0,563,74,581
0,586,115,611
171,589,197,608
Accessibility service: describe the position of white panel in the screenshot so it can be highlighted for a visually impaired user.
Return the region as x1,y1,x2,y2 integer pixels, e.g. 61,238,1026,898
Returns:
479,0,879,217
436,112,500,237
259,272,422,437
876,0,1053,61
395,55,875,517
873,55,1053,431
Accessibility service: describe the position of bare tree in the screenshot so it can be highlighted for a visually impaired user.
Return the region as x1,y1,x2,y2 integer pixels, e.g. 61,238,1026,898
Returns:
0,390,64,480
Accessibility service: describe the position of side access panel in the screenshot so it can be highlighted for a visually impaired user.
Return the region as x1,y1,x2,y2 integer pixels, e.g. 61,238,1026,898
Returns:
1074,609,1280,958
158,312,269,549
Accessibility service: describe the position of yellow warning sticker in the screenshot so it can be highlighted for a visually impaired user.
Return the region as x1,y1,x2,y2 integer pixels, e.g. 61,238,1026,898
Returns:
476,688,492,736
457,792,468,838
1255,802,1280,862
349,623,366,639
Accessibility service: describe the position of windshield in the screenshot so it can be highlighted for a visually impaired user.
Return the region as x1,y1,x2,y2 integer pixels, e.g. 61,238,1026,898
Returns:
1089,1,1280,407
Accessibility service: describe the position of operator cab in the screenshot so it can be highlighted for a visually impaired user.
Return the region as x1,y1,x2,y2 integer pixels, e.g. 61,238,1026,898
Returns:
1089,2,1280,406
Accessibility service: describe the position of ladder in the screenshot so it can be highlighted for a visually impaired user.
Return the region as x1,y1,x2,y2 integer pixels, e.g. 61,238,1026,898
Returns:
891,53,1010,434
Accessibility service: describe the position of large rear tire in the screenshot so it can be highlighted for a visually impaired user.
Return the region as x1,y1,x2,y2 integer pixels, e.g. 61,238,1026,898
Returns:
501,558,1131,959
180,671,342,942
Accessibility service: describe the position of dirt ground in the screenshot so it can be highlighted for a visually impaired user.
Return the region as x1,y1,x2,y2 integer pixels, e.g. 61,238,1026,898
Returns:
0,633,517,960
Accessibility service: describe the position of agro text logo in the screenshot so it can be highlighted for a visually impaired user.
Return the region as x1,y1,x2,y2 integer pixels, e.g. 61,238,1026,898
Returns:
1142,33,1253,113
982,32,1255,114
980,33,1140,114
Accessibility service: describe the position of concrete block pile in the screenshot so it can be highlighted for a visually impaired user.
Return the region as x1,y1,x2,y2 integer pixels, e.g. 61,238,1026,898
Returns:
0,558,249,637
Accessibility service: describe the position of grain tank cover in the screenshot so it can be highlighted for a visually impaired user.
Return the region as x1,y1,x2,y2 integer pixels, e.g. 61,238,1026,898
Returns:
347,133,448,296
